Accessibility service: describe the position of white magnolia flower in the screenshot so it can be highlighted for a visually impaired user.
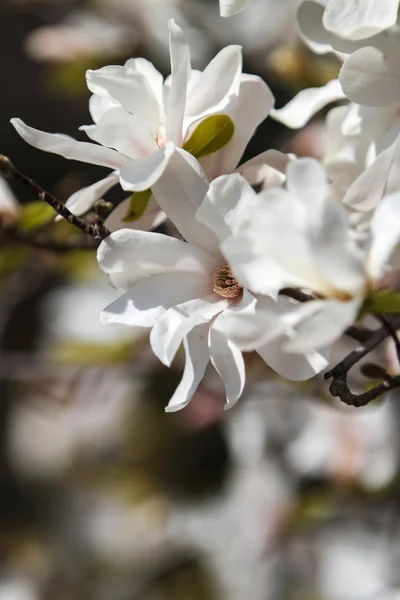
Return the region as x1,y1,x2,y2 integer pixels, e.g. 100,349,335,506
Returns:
12,19,273,229
97,149,327,411
220,0,252,17
222,157,400,355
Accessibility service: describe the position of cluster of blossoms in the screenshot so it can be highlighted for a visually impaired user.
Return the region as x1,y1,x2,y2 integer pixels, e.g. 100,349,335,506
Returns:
10,1,400,410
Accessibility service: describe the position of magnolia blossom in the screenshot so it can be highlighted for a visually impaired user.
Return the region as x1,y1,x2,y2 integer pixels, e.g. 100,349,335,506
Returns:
12,19,273,230
97,150,328,411
323,0,399,40
221,158,400,355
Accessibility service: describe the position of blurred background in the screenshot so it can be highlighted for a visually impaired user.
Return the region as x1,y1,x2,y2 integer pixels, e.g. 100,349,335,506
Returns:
2,1,400,599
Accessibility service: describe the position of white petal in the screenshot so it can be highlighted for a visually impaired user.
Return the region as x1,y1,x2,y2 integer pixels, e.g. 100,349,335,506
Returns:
82,107,157,159
369,192,400,280
284,298,362,353
166,323,210,413
152,148,220,255
219,0,252,17
323,0,398,40
185,45,242,120
119,143,175,192
86,65,162,131
196,173,255,243
11,118,126,169
209,322,245,408
97,229,218,290
165,20,191,146
89,94,118,124
343,134,400,211
237,149,290,187
104,195,165,233
340,46,400,108
150,295,227,366
100,272,211,328
271,79,345,129
124,58,164,107
257,342,329,381
200,74,274,179
286,158,328,212
64,172,119,216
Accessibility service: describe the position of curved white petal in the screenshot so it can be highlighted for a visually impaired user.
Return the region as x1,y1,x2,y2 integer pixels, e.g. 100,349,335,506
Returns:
119,143,175,192
104,196,165,233
200,74,274,179
11,118,126,169
343,134,400,211
185,45,242,121
86,65,162,132
237,149,290,187
219,0,252,17
65,172,119,216
323,0,398,40
97,229,218,290
100,272,210,328
165,323,210,413
152,148,220,255
257,342,329,381
89,94,119,124
271,79,345,129
196,173,255,243
340,46,400,108
368,192,400,280
124,58,164,107
82,107,157,159
209,322,245,409
165,20,191,146
150,295,227,366
284,298,362,354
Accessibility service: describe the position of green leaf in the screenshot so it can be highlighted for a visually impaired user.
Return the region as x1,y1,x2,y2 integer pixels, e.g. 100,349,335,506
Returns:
183,114,235,159
19,201,56,231
364,289,400,314
122,189,152,222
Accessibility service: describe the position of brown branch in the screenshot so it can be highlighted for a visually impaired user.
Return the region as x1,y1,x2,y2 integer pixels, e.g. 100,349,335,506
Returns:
0,155,110,240
324,315,400,407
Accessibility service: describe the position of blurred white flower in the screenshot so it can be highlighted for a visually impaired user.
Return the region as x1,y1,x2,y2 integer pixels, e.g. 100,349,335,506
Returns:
25,12,132,63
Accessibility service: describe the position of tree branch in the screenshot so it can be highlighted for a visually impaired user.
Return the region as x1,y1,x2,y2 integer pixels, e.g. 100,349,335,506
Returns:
0,155,110,240
324,315,400,407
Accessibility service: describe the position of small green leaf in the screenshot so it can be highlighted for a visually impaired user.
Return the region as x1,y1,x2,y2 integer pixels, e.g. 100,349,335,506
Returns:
364,289,400,314
122,189,152,222
183,114,235,159
19,201,56,231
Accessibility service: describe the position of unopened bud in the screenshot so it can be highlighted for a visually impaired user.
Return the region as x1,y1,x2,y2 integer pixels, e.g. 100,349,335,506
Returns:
0,155,15,179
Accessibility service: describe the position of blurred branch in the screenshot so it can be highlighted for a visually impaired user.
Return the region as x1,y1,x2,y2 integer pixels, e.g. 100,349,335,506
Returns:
0,218,99,253
325,315,400,407
378,314,400,362
0,155,110,240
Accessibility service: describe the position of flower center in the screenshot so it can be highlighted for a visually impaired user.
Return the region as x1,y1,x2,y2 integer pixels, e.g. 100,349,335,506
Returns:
154,133,167,148
213,264,243,299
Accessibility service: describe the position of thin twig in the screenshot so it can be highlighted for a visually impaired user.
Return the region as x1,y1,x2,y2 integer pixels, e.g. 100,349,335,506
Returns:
324,315,400,407
378,314,400,363
0,155,110,240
